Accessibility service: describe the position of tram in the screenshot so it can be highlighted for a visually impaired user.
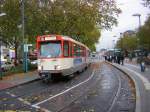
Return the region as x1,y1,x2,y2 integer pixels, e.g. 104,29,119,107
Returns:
36,35,91,81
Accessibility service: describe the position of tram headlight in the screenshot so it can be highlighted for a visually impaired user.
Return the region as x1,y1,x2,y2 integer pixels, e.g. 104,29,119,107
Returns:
54,65,61,70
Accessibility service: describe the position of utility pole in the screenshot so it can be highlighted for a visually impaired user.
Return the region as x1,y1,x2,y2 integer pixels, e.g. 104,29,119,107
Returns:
132,13,141,29
21,0,24,43
120,33,123,50
112,39,115,57
132,13,141,50
21,0,28,72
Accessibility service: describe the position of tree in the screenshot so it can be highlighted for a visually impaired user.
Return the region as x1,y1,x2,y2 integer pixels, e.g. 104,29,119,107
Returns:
37,0,121,50
116,36,138,51
1,0,120,63
142,0,150,8
137,17,150,50
0,0,45,64
0,0,21,65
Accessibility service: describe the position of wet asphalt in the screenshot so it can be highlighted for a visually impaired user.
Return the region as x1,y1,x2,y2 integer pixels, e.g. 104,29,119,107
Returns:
0,62,136,112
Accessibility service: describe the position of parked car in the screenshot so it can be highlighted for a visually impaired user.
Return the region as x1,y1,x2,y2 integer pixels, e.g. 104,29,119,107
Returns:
1,62,15,72
30,60,38,65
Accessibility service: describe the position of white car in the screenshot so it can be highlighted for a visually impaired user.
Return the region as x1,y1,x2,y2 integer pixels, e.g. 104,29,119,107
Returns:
1,62,14,72
30,60,38,65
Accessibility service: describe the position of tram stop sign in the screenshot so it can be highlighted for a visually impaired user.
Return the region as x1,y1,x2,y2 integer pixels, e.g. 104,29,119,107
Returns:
24,44,32,52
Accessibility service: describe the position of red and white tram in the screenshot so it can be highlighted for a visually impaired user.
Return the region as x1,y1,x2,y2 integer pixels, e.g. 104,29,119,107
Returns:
36,35,90,81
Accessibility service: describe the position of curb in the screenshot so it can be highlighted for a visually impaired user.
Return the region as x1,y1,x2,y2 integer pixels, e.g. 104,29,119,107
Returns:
106,61,142,112
1,78,40,91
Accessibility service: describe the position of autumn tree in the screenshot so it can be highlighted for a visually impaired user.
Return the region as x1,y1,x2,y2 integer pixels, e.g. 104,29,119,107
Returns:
36,0,121,50
137,16,150,50
1,0,120,63
116,36,138,51
142,0,150,7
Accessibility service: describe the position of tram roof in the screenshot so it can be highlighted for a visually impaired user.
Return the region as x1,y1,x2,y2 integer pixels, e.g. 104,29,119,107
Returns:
38,35,90,50
62,36,90,50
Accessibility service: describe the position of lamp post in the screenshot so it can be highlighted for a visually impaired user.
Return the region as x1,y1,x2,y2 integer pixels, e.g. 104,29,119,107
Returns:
112,39,115,57
132,13,141,50
120,33,123,50
21,0,28,73
132,13,141,29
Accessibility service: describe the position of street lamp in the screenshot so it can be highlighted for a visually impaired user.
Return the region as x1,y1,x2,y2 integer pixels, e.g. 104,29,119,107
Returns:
21,0,28,73
112,40,115,49
112,39,115,57
132,13,141,29
120,33,123,50
132,13,141,50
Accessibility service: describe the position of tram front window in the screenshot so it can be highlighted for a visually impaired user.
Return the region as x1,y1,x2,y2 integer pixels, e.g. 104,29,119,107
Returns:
40,41,61,58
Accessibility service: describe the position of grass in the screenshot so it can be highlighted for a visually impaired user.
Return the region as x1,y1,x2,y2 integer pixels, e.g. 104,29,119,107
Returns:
2,63,37,77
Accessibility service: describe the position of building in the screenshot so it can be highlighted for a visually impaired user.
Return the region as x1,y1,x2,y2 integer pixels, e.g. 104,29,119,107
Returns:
0,42,15,63
123,30,136,37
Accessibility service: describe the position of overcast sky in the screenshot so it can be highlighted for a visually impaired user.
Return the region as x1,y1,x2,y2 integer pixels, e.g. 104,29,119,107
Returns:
96,0,150,51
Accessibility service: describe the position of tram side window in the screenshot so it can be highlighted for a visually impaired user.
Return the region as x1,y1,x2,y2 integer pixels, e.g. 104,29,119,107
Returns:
64,41,69,57
77,46,81,57
70,42,73,57
74,45,84,57
73,44,77,57
81,47,84,56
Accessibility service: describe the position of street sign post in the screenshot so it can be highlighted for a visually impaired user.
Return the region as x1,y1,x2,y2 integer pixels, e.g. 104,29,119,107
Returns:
23,44,32,73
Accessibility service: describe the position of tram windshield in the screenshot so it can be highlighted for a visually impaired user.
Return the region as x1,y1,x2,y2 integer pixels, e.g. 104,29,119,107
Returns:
40,41,61,58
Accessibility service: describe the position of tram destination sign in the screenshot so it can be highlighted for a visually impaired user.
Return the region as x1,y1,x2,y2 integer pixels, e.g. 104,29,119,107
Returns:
45,36,56,41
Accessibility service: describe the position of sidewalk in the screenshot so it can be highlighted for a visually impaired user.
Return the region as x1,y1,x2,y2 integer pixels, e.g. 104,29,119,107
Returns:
124,58,150,81
109,62,150,112
0,71,39,91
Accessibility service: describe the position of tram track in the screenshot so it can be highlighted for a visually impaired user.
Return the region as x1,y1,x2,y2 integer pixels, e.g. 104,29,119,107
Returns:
58,63,120,112
0,62,136,112
60,63,135,112
0,65,94,111
106,63,136,112
107,66,122,112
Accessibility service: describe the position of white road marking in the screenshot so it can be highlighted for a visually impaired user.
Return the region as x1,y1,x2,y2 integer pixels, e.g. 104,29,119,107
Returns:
18,98,31,105
6,92,10,94
6,91,32,106
124,66,150,90
10,94,16,97
6,92,16,97
32,70,95,108
18,98,24,102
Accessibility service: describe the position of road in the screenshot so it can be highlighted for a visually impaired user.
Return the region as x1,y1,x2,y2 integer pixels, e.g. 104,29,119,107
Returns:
0,62,135,112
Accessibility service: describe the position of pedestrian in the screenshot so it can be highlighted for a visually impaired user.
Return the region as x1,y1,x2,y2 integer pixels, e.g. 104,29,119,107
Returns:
117,55,121,64
114,55,117,63
139,56,145,72
104,55,107,61
129,53,132,62
110,55,112,62
120,52,125,65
